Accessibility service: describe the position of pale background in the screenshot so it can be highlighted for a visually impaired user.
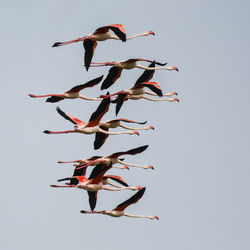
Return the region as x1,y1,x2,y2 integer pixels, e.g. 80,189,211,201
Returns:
1,0,250,249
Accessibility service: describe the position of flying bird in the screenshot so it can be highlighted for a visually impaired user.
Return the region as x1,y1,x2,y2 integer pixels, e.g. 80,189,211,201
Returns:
80,187,159,220
93,118,153,149
43,94,139,148
52,24,155,70
58,155,129,170
51,163,141,211
69,145,153,170
28,75,103,103
88,58,178,90
101,83,179,115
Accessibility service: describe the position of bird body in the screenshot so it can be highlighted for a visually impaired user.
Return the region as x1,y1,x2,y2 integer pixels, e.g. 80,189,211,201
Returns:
89,59,178,90
52,25,154,70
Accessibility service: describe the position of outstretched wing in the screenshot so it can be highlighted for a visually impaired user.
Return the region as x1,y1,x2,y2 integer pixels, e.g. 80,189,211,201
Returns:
101,67,123,90
88,191,98,211
103,175,128,187
46,96,64,103
88,163,112,184
86,93,110,127
94,126,109,150
108,145,149,158
134,61,155,86
84,40,98,71
94,24,126,42
66,75,103,93
111,93,127,116
138,82,163,97
56,107,86,127
114,187,146,211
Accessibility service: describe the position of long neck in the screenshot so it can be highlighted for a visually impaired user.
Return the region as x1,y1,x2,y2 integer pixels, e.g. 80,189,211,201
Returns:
109,35,120,40
98,128,137,135
102,186,139,191
126,32,152,40
143,90,157,96
113,165,129,170
136,64,177,71
142,96,179,102
124,213,157,219
119,124,153,131
118,159,153,169
79,95,102,101
105,181,122,188
163,92,178,97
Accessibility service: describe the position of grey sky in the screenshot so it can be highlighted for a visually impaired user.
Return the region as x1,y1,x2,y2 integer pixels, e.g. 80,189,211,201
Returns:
1,0,250,249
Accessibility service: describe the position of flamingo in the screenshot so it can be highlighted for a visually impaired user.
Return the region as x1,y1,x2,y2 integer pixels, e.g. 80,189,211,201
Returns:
28,75,103,102
93,118,154,149
80,187,159,220
58,155,129,170
52,24,155,70
64,145,153,170
43,94,139,148
51,163,142,211
101,82,179,115
87,58,178,90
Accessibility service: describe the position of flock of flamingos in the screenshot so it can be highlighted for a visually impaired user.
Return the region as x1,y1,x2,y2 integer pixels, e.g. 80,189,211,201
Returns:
29,24,179,220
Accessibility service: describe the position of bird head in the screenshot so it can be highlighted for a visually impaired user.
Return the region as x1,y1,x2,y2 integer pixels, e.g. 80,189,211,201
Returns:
145,30,155,36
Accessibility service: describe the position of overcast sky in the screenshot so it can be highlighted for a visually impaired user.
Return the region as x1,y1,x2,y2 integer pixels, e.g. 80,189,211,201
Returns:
1,0,250,249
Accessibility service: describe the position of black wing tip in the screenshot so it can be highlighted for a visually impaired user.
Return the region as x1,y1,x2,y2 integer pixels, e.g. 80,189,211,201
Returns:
46,96,61,103
138,187,146,196
85,64,90,71
100,84,107,90
156,61,168,66
52,42,61,47
97,75,104,81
